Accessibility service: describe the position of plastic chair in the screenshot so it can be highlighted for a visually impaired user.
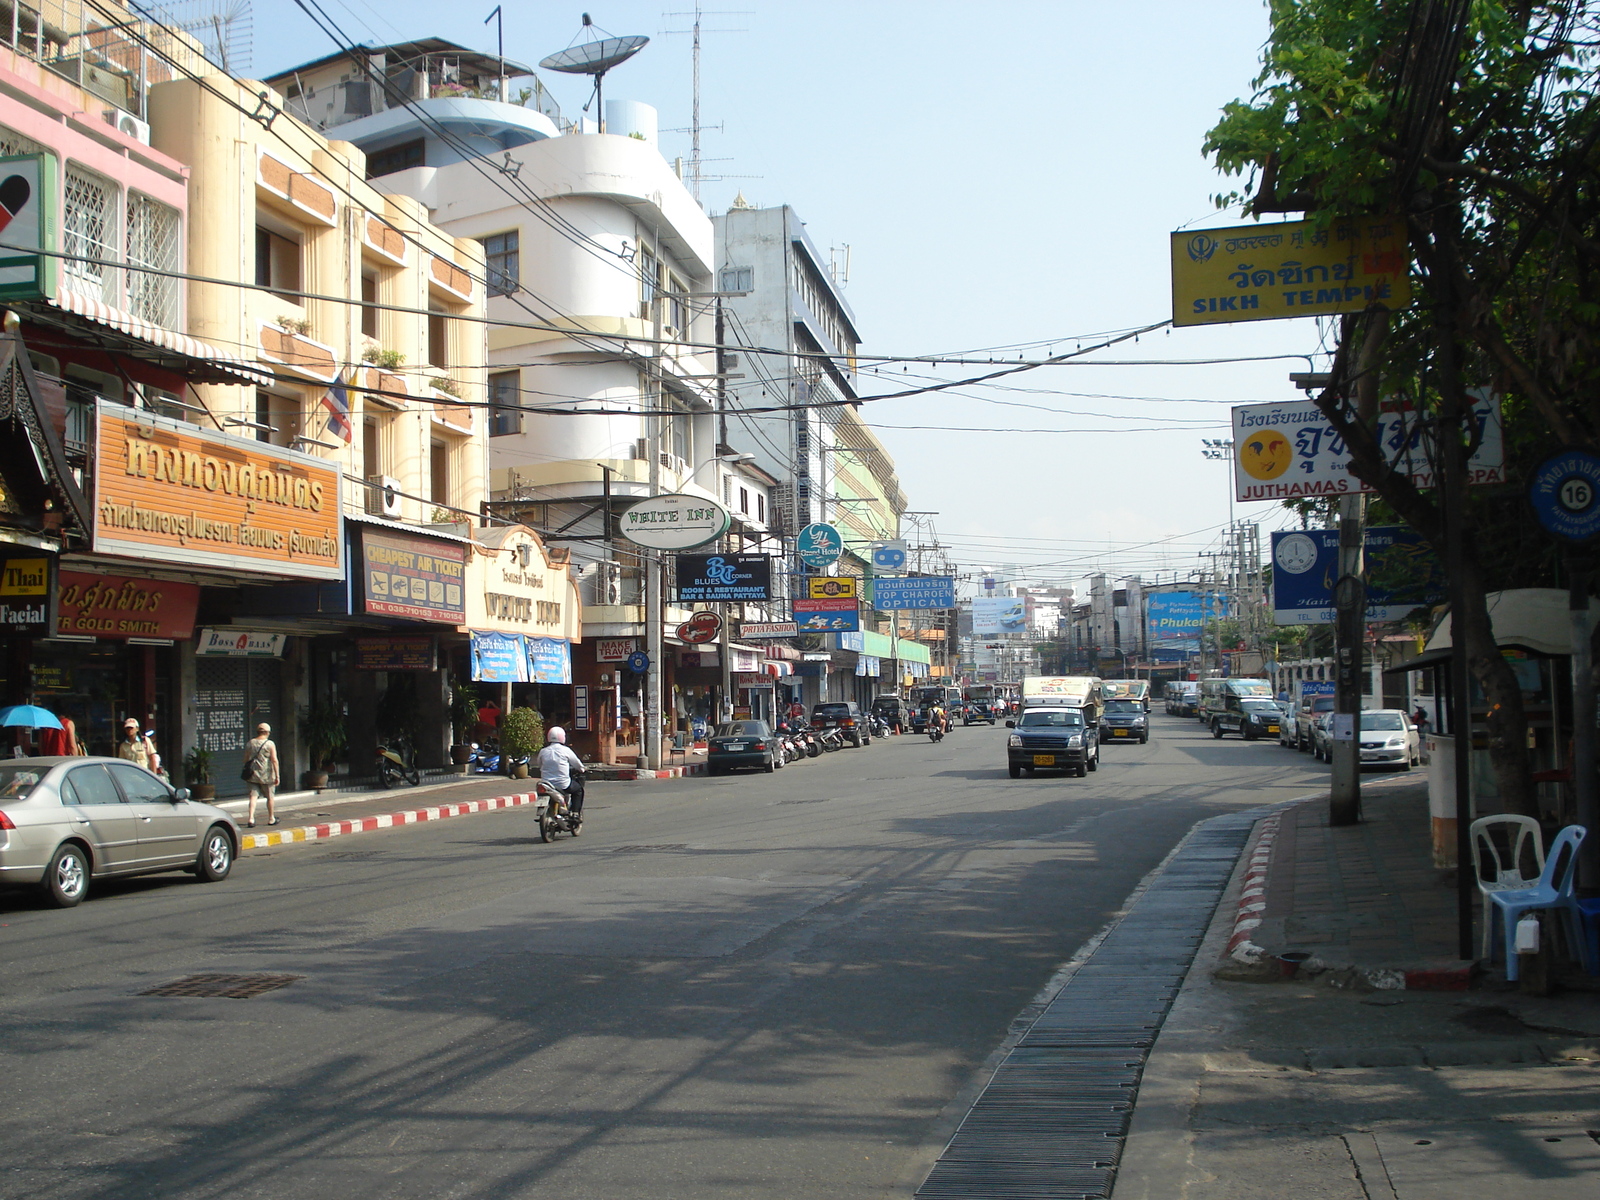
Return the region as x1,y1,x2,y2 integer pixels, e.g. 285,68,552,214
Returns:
1487,825,1589,981
1469,815,1546,960
1578,897,1600,978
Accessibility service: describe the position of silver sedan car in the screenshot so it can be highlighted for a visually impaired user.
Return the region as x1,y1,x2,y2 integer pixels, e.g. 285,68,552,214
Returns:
0,757,239,907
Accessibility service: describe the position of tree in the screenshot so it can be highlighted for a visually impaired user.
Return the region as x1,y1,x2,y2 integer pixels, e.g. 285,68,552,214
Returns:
1205,0,1600,816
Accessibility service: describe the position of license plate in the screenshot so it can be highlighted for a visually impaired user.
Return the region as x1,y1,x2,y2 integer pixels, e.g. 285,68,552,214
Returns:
1267,725,1279,733
725,743,746,751
1032,754,1055,765
1113,729,1129,737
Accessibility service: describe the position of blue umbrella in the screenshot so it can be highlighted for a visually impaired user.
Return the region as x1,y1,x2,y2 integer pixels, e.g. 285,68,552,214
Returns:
0,705,63,730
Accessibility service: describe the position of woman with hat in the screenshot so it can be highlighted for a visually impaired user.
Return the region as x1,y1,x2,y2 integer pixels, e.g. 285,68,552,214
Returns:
116,718,160,774
243,723,281,828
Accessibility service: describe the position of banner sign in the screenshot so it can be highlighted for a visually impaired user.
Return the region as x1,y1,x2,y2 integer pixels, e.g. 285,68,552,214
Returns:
361,529,466,623
675,553,772,602
972,596,1026,636
1172,216,1412,327
195,628,287,657
1146,591,1206,650
57,570,199,640
807,576,857,600
93,401,343,580
0,550,56,637
740,621,798,638
1271,527,1446,624
354,635,436,670
0,153,56,301
1299,680,1335,698
470,630,528,682
793,596,859,632
595,638,636,662
873,576,955,610
527,636,572,685
1231,392,1503,502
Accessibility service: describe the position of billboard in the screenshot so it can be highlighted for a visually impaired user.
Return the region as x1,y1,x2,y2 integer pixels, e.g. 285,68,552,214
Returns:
873,576,955,610
792,596,859,632
1172,215,1411,327
1146,591,1205,648
1271,527,1446,624
674,553,772,602
972,596,1026,636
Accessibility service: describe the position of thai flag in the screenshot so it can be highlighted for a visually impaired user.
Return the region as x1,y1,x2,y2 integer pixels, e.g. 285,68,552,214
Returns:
321,372,352,444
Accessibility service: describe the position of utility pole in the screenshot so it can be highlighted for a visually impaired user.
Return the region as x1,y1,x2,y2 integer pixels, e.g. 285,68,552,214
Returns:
642,298,665,771
1329,493,1366,824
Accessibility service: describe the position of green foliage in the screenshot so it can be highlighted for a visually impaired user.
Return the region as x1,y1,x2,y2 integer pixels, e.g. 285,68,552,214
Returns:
182,745,214,786
300,702,347,769
362,347,405,369
500,706,544,758
449,680,480,741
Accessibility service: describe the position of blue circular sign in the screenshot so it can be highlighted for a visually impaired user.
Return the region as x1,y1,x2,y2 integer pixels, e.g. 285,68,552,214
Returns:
626,651,650,673
1530,450,1600,542
797,522,843,567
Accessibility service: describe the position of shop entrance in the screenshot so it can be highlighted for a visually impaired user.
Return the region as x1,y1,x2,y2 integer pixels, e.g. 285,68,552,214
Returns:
194,657,281,799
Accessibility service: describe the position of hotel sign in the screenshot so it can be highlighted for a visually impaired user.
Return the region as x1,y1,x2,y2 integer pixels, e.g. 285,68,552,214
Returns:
92,401,343,579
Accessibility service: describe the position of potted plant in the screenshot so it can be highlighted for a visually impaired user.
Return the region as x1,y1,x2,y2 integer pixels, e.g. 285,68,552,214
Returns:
300,701,347,790
499,706,544,779
449,680,480,765
182,746,216,801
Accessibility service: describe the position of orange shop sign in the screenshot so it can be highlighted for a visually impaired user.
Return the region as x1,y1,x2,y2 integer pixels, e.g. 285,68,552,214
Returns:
92,401,344,580
57,570,200,640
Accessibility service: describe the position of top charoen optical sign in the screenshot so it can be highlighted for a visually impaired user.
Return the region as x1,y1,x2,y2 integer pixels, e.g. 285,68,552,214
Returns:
1171,217,1411,327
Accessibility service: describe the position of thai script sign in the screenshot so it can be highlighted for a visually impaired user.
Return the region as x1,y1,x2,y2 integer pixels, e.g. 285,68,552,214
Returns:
470,630,527,682
93,402,343,579
620,494,730,550
195,628,287,657
1271,527,1446,624
1231,393,1503,502
1172,216,1412,327
872,576,955,610
807,576,857,600
56,570,198,640
675,553,773,602
354,636,437,670
0,550,56,636
792,596,859,632
361,529,466,624
527,636,572,684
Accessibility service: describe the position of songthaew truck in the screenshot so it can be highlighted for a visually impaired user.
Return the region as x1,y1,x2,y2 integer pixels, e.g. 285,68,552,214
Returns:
1100,680,1151,711
1005,677,1102,778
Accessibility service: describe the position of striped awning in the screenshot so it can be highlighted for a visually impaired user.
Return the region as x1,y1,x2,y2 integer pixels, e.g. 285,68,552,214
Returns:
37,290,262,385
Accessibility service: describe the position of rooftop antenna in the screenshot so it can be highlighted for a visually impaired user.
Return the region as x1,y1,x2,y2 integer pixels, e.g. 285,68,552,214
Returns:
539,13,649,133
662,5,748,201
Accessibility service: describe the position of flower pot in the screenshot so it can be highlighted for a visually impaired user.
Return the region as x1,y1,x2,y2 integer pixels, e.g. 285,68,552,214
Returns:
450,743,474,766
190,784,216,801
304,771,330,790
512,763,530,779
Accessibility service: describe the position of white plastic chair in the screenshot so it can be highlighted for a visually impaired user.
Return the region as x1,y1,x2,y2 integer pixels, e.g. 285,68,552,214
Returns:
1470,815,1545,960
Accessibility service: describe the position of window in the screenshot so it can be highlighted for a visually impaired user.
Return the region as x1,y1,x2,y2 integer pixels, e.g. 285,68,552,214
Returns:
365,138,424,179
362,416,383,478
360,270,379,338
667,272,687,334
480,231,519,297
638,245,659,320
719,265,752,294
126,194,179,327
108,762,170,803
489,370,522,436
427,304,449,368
255,226,301,301
253,391,298,447
738,486,749,514
63,166,116,302
430,439,451,505
756,493,765,524
65,764,123,806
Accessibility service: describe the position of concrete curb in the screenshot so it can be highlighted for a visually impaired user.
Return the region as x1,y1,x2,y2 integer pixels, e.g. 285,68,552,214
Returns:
1222,808,1287,964
591,763,708,781
238,792,541,851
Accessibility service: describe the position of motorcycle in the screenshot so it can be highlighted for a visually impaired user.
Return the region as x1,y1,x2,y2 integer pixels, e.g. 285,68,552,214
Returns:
928,719,945,743
376,733,420,787
801,726,822,757
533,779,583,841
870,714,891,739
774,723,803,765
817,726,846,752
469,739,502,773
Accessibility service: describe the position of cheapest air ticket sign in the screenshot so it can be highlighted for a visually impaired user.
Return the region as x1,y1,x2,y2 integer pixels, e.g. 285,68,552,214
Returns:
1231,393,1503,502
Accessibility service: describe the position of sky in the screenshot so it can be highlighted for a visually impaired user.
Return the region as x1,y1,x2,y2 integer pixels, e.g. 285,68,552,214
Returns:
247,0,1328,593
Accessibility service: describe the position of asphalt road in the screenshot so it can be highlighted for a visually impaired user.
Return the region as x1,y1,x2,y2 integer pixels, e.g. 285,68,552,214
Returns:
1,713,1325,1200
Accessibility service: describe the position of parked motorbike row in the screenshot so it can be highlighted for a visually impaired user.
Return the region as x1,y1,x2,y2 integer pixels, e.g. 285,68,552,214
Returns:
763,714,893,765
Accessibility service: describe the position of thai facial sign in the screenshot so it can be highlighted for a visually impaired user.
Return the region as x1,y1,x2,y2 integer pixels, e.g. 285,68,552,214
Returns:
361,529,466,624
93,402,343,579
57,570,199,640
1171,217,1412,327
675,553,773,602
1231,393,1503,502
0,551,56,636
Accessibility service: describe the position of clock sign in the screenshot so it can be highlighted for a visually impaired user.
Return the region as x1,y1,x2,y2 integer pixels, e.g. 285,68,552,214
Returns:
1274,532,1320,574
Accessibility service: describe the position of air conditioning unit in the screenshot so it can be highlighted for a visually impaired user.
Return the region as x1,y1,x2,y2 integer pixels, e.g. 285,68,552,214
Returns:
104,110,150,144
658,452,687,475
597,561,622,605
365,474,402,518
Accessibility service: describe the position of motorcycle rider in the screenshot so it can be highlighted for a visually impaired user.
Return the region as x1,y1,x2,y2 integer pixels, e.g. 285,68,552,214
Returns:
538,726,586,815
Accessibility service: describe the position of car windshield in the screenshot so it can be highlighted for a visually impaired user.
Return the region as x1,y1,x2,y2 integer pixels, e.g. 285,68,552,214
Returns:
715,722,767,737
1309,697,1336,711
1361,712,1407,731
1104,700,1142,714
1019,710,1084,728
1242,699,1279,712
0,766,43,799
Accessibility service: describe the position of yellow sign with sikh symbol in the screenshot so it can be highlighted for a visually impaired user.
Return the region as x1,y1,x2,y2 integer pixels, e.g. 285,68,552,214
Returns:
808,576,857,600
1171,217,1412,327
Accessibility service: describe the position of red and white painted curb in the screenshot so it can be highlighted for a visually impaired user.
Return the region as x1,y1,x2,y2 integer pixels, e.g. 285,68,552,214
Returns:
1225,811,1282,964
239,792,542,851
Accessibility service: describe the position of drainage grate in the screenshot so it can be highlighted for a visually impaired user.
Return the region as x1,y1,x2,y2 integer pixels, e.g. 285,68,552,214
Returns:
138,973,304,999
611,844,691,853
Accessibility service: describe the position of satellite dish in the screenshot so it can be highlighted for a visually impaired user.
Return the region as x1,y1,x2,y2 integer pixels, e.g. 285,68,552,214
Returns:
539,35,648,77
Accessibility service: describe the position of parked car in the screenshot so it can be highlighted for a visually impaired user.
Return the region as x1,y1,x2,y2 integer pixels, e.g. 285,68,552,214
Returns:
0,757,239,908
1212,697,1285,740
812,702,872,747
1099,698,1149,744
1289,695,1337,751
1358,710,1422,769
707,720,779,774
1309,709,1338,761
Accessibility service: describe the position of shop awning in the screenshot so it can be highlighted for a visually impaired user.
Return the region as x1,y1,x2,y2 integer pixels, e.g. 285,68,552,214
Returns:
1384,588,1600,673
764,661,793,676
28,290,262,385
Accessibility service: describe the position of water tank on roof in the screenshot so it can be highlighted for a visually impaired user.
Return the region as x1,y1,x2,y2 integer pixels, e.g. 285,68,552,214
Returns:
605,100,657,144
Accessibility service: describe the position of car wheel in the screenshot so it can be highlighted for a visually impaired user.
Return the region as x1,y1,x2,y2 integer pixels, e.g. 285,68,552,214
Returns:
1087,750,1098,772
43,843,90,908
1008,764,1021,778
764,755,775,773
194,826,233,882
1212,722,1224,739
1140,734,1148,744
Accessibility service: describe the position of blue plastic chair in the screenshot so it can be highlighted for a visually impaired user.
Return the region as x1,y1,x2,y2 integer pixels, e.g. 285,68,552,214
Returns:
1488,825,1589,981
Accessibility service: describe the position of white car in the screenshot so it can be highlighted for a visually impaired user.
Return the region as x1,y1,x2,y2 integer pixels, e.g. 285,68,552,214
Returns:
1357,709,1422,769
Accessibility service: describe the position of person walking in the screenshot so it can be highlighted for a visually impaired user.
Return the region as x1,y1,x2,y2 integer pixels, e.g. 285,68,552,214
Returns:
116,718,160,774
243,722,281,828
38,713,80,757
537,726,586,816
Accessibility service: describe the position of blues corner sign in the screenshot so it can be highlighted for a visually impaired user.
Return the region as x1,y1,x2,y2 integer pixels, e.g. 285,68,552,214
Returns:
674,553,773,602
